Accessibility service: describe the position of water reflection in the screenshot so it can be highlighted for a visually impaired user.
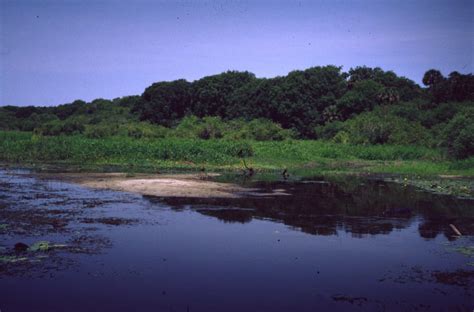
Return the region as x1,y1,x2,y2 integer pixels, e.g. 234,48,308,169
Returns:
146,178,474,239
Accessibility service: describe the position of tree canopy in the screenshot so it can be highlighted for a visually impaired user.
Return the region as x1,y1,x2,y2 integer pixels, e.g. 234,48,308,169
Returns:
1,65,472,153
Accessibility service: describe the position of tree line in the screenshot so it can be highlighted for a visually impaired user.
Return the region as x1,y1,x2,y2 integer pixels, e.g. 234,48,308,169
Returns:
132,66,473,137
0,66,473,158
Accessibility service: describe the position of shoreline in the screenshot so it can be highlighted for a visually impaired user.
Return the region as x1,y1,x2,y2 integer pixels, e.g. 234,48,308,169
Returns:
36,172,251,198
1,164,473,198
30,172,290,198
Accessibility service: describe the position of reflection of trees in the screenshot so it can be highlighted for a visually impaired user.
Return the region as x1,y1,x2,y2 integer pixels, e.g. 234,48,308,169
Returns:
145,179,474,239
418,218,474,241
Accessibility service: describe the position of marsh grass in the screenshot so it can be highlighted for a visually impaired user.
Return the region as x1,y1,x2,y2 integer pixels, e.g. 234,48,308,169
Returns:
0,131,471,177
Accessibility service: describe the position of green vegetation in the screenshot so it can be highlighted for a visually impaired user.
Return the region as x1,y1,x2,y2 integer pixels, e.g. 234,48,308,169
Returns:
1,66,472,159
454,246,474,257
29,241,51,252
0,66,472,191
1,130,472,176
0,256,28,263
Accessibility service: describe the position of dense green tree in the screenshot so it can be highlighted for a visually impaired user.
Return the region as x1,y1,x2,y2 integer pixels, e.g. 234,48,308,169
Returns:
53,100,87,119
336,80,384,119
263,66,346,137
348,66,420,101
191,71,256,118
446,71,474,102
422,69,444,87
133,79,192,127
422,70,474,103
1,65,471,145
227,78,272,119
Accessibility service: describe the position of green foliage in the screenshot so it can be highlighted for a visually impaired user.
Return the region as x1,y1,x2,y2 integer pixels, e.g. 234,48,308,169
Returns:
346,112,432,145
336,80,384,119
196,117,226,139
123,123,169,139
191,71,256,118
0,131,253,165
84,124,116,138
332,131,350,144
441,109,474,159
132,66,350,137
348,66,420,101
173,115,227,139
316,109,433,146
226,119,296,141
34,120,85,136
29,241,51,252
422,69,444,87
314,121,345,140
0,131,443,171
172,116,293,141
449,157,474,170
134,80,191,127
422,70,474,104
0,65,471,151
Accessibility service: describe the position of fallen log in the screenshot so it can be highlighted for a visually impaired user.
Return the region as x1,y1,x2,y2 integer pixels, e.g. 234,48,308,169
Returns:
449,224,462,236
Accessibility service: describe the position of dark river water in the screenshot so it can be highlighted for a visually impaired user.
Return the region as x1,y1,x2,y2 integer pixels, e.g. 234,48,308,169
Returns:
0,169,473,311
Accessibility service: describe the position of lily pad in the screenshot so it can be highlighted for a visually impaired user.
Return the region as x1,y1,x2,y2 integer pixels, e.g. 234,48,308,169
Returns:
28,241,68,252
454,246,474,257
29,241,50,252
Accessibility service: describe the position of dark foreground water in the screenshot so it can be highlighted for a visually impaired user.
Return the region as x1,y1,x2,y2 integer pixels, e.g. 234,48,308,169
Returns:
0,169,473,311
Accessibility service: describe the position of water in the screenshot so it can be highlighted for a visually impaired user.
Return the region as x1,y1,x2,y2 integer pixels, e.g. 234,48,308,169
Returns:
0,169,473,311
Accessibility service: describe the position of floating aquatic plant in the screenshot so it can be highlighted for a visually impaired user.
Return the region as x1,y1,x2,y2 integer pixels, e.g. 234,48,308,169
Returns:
0,256,28,263
29,241,51,252
28,241,68,252
454,246,474,257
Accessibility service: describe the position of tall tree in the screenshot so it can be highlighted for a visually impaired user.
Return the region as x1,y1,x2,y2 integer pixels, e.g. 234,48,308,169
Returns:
134,79,192,127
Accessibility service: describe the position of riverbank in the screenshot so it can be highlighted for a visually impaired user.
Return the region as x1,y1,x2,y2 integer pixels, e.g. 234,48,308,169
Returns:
34,172,266,198
1,131,473,197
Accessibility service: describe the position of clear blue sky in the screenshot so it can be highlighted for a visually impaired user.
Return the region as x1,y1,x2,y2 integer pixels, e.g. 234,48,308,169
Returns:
1,0,472,106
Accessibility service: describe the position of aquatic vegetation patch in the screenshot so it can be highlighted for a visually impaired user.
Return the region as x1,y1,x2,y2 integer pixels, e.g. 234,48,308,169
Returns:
0,256,28,263
81,217,138,226
386,176,474,198
29,241,50,252
380,266,474,290
332,295,368,306
454,246,474,257
27,241,68,252
432,270,474,288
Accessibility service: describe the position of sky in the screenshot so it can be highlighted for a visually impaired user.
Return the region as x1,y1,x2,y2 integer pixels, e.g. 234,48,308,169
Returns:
0,0,473,106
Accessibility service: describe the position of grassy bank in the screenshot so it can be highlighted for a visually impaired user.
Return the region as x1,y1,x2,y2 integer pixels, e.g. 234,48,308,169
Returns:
2,131,473,197
1,131,472,176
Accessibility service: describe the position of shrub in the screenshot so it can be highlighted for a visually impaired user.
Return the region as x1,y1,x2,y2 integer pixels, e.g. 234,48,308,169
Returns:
197,117,225,139
173,115,203,138
123,123,168,139
314,121,344,140
34,119,85,136
441,110,474,159
173,116,294,141
84,124,118,138
332,131,350,144
226,119,295,141
345,112,432,146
